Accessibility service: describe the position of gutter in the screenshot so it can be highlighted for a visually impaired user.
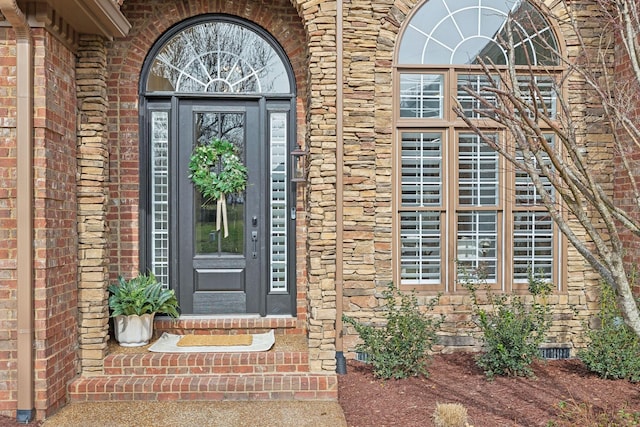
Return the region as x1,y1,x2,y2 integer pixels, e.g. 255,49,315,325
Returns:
335,0,346,374
0,0,34,423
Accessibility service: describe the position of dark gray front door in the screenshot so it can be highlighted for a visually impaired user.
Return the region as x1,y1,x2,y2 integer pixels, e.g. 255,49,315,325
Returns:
177,100,263,314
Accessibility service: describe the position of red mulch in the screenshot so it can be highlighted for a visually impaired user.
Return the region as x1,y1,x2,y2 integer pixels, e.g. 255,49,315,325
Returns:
338,353,640,427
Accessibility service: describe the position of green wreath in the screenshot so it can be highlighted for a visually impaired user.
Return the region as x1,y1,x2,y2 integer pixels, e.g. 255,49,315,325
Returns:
188,137,248,237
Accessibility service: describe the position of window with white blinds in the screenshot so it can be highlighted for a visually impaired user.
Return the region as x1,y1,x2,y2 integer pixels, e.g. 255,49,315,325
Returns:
395,0,562,292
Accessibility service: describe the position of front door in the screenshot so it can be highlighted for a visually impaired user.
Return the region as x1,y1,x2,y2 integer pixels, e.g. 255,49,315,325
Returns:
141,17,297,317
177,100,263,314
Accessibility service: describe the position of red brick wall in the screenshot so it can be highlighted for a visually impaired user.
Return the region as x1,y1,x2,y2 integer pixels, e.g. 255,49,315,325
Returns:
32,30,78,418
0,26,78,419
613,21,640,296
0,27,19,417
106,0,308,305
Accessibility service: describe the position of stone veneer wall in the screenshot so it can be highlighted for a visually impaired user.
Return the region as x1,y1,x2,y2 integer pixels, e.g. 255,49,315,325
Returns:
76,35,111,374
338,0,608,356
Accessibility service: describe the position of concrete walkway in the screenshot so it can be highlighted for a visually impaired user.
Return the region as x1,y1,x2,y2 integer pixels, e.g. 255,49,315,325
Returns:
41,401,347,427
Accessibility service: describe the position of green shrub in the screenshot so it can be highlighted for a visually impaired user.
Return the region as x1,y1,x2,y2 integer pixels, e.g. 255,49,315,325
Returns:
578,283,640,382
342,283,444,379
462,270,551,379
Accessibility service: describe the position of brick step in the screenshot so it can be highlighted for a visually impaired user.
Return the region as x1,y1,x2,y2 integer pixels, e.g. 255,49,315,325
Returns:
154,316,305,336
104,350,310,376
68,373,338,402
66,325,336,403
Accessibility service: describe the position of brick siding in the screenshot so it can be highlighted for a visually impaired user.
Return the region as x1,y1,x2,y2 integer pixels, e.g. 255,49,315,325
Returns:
613,8,640,296
0,26,80,419
33,29,79,418
0,26,19,417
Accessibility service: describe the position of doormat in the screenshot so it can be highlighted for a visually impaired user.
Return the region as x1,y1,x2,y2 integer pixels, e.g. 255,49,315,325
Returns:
148,330,274,353
177,334,253,347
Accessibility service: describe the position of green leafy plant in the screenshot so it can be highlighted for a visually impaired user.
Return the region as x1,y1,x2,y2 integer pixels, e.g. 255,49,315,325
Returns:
188,137,248,206
108,272,180,318
342,283,444,379
578,282,640,382
461,269,551,379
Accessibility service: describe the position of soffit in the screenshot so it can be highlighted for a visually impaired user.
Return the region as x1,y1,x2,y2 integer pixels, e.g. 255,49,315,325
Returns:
24,0,130,38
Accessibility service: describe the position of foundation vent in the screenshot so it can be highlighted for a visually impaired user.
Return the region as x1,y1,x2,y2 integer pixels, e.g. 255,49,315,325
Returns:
355,352,371,363
539,347,571,360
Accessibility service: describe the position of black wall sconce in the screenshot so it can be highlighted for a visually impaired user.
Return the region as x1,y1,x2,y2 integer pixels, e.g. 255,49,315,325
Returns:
290,144,308,183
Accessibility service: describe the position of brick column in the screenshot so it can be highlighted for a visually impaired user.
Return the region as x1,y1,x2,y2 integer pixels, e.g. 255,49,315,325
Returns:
76,35,110,373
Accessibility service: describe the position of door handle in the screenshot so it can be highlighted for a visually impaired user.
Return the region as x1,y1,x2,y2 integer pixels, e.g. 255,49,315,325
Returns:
251,231,258,258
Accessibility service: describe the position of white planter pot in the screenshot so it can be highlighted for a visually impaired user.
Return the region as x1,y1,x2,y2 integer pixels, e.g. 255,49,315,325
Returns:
114,313,155,347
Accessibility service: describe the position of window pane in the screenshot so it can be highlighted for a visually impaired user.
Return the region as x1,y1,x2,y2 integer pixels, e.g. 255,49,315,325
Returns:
457,211,498,280
147,21,290,94
517,76,557,119
270,113,288,292
151,111,170,289
399,74,443,118
458,134,499,206
510,0,559,66
401,132,442,206
400,212,441,284
514,212,553,281
457,74,498,119
398,0,560,66
194,112,245,256
515,135,554,205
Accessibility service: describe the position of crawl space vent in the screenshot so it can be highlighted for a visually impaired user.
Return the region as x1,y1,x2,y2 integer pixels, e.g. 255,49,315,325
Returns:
355,352,371,363
539,347,571,360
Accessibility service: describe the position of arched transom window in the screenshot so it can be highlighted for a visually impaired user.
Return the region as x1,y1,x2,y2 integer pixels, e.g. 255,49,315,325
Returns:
395,0,563,292
147,21,291,94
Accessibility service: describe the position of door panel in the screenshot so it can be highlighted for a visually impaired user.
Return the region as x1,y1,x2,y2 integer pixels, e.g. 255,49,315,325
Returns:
178,101,262,314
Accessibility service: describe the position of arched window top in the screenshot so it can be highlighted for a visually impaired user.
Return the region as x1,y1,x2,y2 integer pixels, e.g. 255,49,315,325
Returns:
145,19,291,94
398,0,559,66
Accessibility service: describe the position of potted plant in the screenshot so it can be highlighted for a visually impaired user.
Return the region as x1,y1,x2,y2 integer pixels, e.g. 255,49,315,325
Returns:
108,271,180,347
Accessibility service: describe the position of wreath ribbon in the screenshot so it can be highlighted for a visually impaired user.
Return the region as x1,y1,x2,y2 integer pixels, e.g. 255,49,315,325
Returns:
216,197,229,238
